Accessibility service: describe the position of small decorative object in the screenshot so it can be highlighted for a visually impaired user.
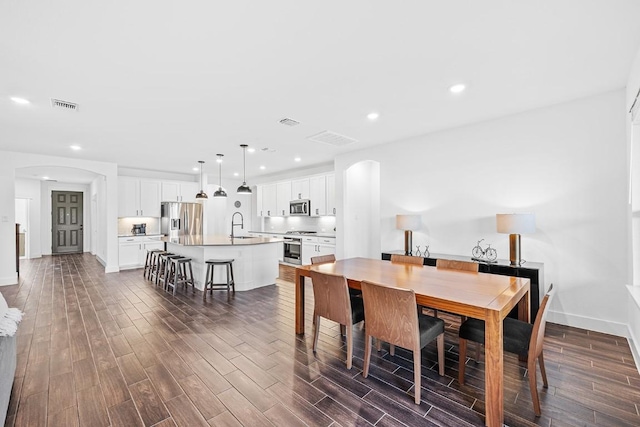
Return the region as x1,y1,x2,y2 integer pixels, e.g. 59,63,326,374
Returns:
234,200,241,208
496,213,535,266
423,245,430,258
471,239,497,262
415,245,422,256
396,214,421,255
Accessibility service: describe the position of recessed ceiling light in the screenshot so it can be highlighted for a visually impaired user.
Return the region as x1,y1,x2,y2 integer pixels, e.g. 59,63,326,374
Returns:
294,157,301,162
42,176,49,180
233,172,239,177
259,166,266,170
247,147,256,153
192,167,199,171
367,112,379,121
10,97,30,105
449,84,466,94
70,145,81,151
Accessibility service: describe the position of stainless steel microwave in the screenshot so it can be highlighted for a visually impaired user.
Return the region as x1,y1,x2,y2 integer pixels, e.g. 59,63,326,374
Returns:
290,199,310,216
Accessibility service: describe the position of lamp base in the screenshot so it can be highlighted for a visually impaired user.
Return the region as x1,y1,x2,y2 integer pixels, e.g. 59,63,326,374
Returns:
404,230,413,256
509,233,521,266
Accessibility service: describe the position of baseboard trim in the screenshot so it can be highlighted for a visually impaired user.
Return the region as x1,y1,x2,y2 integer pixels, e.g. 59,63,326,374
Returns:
547,309,628,337
0,274,18,286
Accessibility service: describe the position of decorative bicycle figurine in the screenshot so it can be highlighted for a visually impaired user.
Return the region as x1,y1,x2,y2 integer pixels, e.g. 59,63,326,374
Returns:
471,239,497,262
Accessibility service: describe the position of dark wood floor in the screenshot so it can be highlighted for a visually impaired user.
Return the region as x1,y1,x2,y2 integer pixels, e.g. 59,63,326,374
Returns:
2,254,640,427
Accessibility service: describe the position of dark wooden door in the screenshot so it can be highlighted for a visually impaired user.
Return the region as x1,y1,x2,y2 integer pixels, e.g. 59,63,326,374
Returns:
52,191,83,254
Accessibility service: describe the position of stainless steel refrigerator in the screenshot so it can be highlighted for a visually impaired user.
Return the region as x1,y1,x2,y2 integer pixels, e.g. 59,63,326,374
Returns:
161,202,203,237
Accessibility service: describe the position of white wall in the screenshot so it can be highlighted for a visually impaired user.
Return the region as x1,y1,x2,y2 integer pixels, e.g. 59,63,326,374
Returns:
335,89,629,336
15,178,42,258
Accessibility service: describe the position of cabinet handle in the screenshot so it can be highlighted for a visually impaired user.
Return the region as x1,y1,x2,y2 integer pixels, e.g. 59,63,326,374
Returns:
333,208,336,214
282,210,285,216
140,210,143,216
316,208,319,215
267,210,271,216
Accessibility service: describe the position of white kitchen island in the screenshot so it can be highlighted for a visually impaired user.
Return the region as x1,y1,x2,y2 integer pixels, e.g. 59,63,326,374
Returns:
162,235,283,292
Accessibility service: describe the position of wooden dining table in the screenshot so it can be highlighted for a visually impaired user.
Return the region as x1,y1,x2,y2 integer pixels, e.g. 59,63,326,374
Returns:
295,257,530,427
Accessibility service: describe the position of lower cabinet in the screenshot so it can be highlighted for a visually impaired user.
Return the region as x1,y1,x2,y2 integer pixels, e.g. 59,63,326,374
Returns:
302,237,335,265
119,237,164,269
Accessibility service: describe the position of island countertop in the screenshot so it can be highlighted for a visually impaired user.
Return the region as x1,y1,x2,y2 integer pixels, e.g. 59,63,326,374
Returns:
162,235,283,246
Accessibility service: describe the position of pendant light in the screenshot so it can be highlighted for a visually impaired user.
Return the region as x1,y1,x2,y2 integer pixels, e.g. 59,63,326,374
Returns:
213,154,227,198
195,160,208,199
237,144,252,194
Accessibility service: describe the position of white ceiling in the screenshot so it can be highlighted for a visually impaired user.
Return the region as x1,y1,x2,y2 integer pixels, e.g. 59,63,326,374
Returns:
2,1,640,183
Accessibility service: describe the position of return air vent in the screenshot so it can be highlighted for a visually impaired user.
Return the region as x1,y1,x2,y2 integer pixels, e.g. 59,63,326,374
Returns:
307,131,358,146
279,117,300,127
51,98,79,112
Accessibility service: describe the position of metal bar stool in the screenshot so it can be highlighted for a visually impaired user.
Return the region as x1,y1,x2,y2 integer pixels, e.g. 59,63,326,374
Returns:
157,254,181,289
203,259,235,301
166,257,195,296
145,249,166,280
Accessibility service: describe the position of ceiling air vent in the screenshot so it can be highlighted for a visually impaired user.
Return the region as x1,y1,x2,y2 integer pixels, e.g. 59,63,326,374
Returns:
51,98,79,112
307,131,358,146
279,118,300,127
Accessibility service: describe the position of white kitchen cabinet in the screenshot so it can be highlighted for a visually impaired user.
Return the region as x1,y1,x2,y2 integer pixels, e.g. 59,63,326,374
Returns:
302,236,335,265
118,178,161,217
291,178,310,200
119,236,164,269
261,184,277,217
256,185,264,217
161,181,200,202
326,173,336,216
276,181,291,216
309,175,327,216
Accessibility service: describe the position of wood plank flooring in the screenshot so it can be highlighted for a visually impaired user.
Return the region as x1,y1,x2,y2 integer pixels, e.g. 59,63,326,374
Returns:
2,254,639,426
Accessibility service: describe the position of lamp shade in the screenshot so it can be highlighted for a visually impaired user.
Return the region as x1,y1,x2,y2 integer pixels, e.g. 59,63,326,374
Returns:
396,214,421,231
496,213,536,234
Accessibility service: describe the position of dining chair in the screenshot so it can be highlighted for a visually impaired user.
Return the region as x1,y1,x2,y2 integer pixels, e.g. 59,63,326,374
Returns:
361,280,445,404
390,254,423,265
309,270,365,369
435,259,479,272
310,254,336,264
458,283,555,416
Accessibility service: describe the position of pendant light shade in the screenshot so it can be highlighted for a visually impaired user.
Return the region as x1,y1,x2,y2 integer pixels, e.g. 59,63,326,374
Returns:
213,154,227,198
237,144,252,194
195,160,208,199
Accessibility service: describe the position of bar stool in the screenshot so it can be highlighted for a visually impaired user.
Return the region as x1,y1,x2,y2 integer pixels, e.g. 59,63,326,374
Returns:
166,257,195,296
157,253,181,289
203,259,235,301
145,249,166,280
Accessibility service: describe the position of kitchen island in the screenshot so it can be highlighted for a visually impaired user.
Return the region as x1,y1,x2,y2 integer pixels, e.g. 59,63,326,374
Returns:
162,235,283,292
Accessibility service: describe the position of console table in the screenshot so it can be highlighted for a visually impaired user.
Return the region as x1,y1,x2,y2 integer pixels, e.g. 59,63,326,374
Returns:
381,251,544,322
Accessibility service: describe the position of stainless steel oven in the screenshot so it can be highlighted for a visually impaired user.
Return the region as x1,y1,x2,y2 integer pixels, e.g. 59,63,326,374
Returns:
283,237,302,264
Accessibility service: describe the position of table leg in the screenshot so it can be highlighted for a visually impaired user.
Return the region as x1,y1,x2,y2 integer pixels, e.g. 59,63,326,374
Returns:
295,269,305,334
484,309,504,427
518,289,531,323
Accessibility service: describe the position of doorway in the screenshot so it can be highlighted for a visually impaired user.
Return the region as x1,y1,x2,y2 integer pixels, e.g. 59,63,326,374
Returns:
15,198,30,259
52,191,84,254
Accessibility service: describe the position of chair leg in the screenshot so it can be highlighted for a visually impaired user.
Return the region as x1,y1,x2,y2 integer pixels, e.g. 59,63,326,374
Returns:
389,344,395,356
376,338,382,352
414,346,421,404
340,324,346,336
363,335,372,378
528,354,542,416
345,325,352,370
539,351,548,388
437,333,445,376
458,338,467,385
474,342,481,363
312,315,321,353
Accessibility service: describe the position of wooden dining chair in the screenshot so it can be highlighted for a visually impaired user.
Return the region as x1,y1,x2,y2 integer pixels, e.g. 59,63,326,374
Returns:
361,280,445,404
458,283,555,416
390,254,423,265
435,259,479,272
309,270,365,370
310,254,335,264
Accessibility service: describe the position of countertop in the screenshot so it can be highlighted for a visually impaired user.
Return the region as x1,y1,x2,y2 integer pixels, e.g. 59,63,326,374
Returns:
249,230,336,238
162,235,284,246
118,234,163,238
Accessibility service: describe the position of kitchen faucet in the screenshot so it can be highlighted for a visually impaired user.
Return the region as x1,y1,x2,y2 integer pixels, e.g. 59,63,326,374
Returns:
231,211,244,238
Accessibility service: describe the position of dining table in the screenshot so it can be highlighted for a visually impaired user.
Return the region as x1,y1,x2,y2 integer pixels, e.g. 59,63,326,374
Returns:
295,257,530,427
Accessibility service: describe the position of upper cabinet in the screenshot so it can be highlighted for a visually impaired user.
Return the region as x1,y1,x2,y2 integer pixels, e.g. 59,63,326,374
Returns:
291,178,310,200
118,178,161,217
256,172,336,217
161,181,200,202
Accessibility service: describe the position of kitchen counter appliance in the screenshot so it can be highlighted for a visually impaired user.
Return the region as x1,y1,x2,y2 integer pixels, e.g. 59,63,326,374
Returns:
131,223,146,235
161,202,203,237
290,199,310,216
283,236,302,264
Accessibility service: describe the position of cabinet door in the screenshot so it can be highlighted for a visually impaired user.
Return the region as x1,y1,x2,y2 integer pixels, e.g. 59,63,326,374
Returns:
262,184,277,217
291,178,310,200
309,176,327,216
119,242,141,267
179,182,200,203
256,186,264,217
276,181,291,216
141,241,164,265
302,242,315,265
139,180,161,217
316,244,335,258
326,174,336,215
162,182,180,202
118,178,139,217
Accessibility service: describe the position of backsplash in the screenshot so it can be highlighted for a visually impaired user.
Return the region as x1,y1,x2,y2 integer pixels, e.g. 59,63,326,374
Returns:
263,216,335,234
118,217,160,235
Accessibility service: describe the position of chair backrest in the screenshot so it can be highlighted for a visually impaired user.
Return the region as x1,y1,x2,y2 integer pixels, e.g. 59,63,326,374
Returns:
311,254,336,265
361,280,419,351
436,259,479,272
309,270,352,326
390,254,423,265
529,283,555,360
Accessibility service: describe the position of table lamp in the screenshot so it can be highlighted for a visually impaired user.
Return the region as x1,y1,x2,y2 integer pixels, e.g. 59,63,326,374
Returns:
396,214,421,256
496,213,536,266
